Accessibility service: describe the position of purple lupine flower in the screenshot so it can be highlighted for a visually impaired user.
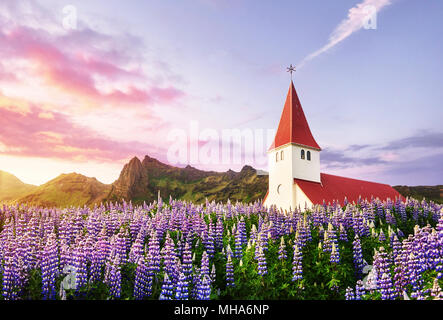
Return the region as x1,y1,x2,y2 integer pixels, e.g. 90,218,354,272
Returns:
259,227,269,252
215,217,224,250
41,233,59,300
322,224,336,253
190,268,200,300
226,255,234,287
295,220,307,249
72,243,87,291
113,229,129,264
385,210,396,226
147,231,161,275
353,235,364,279
257,246,267,276
129,232,144,264
172,256,182,285
390,235,401,259
397,228,405,238
107,255,121,299
2,254,18,300
134,256,150,300
355,280,365,300
161,233,177,282
330,243,340,264
238,217,247,246
373,247,396,300
234,228,243,259
345,287,355,300
225,244,234,261
292,245,303,281
278,237,287,260
379,230,386,242
159,273,174,300
181,242,193,281
339,224,347,241
412,206,419,222
200,251,210,279
175,272,189,300
196,274,211,300
249,224,258,242
399,203,407,222
206,222,215,259
89,230,109,283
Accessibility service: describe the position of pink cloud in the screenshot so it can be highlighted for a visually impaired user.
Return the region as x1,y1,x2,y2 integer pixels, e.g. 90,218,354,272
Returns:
0,63,16,81
0,101,163,162
0,2,187,169
0,25,184,107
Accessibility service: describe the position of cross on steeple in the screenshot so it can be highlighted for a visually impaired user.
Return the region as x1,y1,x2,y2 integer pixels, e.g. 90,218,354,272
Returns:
286,64,296,80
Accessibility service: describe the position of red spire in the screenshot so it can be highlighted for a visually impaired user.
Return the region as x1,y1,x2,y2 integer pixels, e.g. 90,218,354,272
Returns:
269,81,321,151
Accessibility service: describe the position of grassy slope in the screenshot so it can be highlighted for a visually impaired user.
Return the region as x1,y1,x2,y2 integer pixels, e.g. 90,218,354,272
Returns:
17,173,112,208
0,170,37,203
145,170,268,205
394,185,443,204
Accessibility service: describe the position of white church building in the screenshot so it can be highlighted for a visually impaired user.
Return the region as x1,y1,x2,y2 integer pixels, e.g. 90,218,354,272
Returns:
263,80,402,211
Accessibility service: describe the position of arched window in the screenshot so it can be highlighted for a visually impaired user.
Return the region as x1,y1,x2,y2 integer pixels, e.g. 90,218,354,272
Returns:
301,149,305,160
280,150,284,161
276,152,279,162
307,151,311,161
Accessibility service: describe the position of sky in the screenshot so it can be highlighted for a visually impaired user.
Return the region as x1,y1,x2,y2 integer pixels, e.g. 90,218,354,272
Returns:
0,0,442,186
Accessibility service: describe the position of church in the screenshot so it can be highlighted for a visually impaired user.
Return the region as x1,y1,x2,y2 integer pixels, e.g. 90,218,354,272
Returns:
263,79,402,211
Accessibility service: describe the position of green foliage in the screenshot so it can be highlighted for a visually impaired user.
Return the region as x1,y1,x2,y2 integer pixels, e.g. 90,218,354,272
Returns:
0,198,440,300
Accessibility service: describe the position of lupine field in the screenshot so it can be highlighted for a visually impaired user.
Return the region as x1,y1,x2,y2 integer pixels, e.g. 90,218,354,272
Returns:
0,196,442,300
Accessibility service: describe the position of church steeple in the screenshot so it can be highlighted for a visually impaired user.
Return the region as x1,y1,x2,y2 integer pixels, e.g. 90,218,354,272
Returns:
269,80,321,151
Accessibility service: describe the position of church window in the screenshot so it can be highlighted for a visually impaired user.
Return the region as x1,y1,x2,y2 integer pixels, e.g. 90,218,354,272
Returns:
281,150,284,160
301,149,305,159
276,152,279,162
307,151,311,161
277,184,282,194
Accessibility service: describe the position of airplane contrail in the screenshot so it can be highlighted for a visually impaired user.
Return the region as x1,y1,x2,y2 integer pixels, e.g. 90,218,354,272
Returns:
298,0,398,69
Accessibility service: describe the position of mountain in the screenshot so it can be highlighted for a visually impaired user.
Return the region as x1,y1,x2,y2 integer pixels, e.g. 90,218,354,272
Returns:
17,173,111,208
2,155,441,208
393,185,443,204
106,155,268,204
0,170,37,202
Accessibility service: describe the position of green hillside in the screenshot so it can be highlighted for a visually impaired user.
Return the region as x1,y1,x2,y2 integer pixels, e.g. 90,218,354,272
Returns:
393,185,443,204
2,155,441,208
0,170,37,203
17,173,112,208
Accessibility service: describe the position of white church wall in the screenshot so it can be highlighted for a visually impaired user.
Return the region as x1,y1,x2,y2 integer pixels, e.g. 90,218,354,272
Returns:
294,183,313,211
264,145,296,212
291,145,321,183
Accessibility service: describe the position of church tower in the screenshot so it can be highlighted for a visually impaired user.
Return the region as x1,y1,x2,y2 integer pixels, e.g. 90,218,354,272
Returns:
264,80,321,211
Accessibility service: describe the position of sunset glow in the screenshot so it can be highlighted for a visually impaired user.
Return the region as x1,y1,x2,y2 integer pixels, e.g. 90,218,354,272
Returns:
1,0,442,186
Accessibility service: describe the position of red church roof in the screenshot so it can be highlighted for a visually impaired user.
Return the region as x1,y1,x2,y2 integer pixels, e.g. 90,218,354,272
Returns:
294,173,403,205
269,81,321,151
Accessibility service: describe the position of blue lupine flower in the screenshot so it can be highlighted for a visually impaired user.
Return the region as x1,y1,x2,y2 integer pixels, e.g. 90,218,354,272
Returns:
226,255,235,287
159,273,174,300
197,275,211,300
330,243,340,264
278,237,287,260
345,287,355,300
353,235,364,279
175,272,189,300
292,245,303,281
